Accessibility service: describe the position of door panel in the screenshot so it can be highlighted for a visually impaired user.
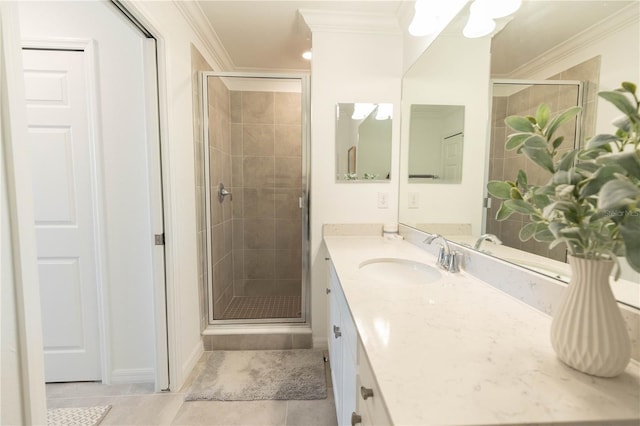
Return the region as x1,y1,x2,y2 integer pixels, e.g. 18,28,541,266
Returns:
23,48,102,382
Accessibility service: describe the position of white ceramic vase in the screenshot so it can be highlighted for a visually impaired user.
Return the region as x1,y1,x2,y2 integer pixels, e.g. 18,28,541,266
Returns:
550,255,631,377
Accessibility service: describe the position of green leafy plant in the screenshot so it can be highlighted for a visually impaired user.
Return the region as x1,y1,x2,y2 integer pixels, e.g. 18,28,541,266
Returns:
487,82,640,276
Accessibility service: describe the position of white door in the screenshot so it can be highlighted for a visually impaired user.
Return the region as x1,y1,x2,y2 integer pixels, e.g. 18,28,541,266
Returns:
23,48,102,382
442,133,463,182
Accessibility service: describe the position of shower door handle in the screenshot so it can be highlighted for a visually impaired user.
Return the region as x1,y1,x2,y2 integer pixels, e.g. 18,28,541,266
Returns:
217,183,232,202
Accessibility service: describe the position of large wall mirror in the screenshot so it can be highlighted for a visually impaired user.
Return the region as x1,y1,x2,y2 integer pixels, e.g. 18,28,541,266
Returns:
335,102,392,182
408,105,464,183
399,1,639,309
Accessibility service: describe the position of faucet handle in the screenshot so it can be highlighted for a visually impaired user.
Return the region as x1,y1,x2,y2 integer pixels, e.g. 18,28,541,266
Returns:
447,251,461,273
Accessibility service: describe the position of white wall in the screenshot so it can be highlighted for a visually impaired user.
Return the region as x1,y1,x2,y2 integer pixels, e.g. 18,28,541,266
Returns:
123,1,224,390
308,29,403,346
399,34,492,233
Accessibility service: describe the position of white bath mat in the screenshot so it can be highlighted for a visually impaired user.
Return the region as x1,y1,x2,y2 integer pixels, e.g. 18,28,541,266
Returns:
47,405,111,426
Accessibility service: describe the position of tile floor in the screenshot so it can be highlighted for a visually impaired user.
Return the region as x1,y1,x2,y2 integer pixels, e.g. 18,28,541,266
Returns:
46,352,337,426
219,296,302,320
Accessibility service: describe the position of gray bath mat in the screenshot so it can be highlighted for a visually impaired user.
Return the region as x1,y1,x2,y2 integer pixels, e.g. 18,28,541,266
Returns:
47,405,111,426
185,349,327,401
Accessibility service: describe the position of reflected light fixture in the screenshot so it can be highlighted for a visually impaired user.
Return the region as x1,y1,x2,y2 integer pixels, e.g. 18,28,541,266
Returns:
408,0,439,37
463,0,495,38
375,104,392,120
352,103,376,120
302,50,312,60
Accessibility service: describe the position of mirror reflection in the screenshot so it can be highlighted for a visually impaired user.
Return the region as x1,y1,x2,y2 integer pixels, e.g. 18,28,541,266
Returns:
408,105,464,183
335,103,392,181
399,1,640,308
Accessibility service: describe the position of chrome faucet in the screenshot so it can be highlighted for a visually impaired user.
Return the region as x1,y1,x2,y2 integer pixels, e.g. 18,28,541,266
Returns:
423,234,460,273
474,233,502,250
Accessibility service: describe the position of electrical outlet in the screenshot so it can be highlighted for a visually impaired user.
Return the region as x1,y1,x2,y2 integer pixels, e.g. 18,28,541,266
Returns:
408,192,419,209
378,192,389,209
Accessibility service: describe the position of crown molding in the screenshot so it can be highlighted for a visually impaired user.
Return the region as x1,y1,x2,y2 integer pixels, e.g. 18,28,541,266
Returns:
502,3,639,79
173,0,235,71
299,8,402,35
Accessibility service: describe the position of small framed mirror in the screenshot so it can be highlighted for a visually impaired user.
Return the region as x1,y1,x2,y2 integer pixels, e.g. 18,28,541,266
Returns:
335,102,392,182
408,104,465,184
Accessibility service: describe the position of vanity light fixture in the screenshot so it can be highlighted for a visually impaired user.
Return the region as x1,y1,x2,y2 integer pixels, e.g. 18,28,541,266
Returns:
408,0,439,36
302,50,312,60
463,2,496,38
463,0,521,38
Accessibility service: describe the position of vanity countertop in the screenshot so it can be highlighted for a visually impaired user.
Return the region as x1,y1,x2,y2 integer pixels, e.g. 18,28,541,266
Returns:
324,236,640,426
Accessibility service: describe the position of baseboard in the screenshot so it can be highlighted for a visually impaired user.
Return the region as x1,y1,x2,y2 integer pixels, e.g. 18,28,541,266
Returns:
180,340,204,388
313,336,328,350
110,368,155,384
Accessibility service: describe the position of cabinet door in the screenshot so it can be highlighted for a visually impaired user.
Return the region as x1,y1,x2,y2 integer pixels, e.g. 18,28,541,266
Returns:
329,278,343,421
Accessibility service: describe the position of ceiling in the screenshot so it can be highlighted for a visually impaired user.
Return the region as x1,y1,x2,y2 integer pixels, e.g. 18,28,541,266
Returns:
195,0,638,74
196,1,404,72
491,1,637,76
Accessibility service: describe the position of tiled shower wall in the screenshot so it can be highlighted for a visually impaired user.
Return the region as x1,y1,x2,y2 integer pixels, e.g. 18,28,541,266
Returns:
487,57,600,261
208,77,235,319
230,90,303,301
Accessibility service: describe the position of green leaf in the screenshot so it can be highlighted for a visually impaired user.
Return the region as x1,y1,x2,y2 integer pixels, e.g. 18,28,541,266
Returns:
496,202,514,221
557,149,578,172
505,115,536,133
586,134,619,150
597,150,640,179
534,227,555,242
522,146,555,173
544,106,581,139
621,81,637,95
551,136,565,150
535,103,551,129
598,179,640,211
505,133,531,151
579,165,622,198
505,199,537,215
619,214,640,273
523,134,548,149
516,170,528,188
599,91,636,117
487,181,513,199
510,187,523,200
519,222,538,241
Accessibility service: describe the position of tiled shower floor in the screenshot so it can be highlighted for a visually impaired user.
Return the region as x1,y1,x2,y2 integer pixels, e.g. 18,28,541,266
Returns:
219,295,302,320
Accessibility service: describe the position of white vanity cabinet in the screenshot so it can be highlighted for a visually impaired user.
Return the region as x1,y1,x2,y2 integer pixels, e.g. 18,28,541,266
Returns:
329,262,391,426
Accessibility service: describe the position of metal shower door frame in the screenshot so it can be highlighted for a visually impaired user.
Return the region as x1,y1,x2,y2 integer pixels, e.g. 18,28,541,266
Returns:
200,71,311,325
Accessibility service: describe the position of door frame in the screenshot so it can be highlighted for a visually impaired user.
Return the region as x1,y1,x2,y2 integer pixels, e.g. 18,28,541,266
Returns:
21,38,112,383
199,71,311,326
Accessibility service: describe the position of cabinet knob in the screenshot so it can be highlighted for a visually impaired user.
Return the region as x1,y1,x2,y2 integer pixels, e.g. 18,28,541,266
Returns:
333,325,342,338
360,385,374,400
351,412,362,426
326,288,331,294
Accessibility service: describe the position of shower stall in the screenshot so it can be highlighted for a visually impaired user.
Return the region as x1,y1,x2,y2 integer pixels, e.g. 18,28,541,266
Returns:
199,72,309,325
485,79,587,261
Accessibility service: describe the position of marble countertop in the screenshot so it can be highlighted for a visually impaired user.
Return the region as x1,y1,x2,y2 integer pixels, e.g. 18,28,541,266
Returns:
324,236,640,426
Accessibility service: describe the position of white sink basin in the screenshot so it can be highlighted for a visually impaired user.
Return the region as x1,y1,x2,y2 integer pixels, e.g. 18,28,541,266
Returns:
359,258,441,284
